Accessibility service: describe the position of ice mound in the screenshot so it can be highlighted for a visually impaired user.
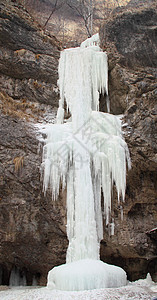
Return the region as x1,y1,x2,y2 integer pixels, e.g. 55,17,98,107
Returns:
47,259,127,291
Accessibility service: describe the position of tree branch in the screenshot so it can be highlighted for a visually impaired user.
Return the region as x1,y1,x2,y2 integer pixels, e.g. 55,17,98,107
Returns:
43,0,65,29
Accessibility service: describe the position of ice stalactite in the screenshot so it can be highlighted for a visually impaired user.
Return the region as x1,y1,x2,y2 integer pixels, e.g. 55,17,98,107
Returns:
9,267,27,286
42,33,131,291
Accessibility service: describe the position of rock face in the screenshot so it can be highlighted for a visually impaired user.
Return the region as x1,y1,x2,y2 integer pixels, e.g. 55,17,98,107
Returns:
0,0,156,286
0,113,67,285
103,9,157,69
0,0,60,106
100,1,157,282
0,0,67,286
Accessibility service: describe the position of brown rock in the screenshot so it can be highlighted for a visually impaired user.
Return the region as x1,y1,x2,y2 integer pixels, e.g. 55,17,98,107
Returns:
0,113,68,285
0,0,66,286
99,1,157,282
0,0,60,106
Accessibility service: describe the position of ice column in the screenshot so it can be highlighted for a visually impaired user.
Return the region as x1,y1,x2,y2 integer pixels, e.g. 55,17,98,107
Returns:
42,33,130,290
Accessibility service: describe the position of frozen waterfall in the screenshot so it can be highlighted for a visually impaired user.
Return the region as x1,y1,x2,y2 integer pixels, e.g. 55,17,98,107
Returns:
42,33,131,291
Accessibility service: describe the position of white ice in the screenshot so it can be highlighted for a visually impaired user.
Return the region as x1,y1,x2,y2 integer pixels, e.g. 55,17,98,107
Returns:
9,267,26,287
80,33,100,48
47,259,127,291
41,33,131,290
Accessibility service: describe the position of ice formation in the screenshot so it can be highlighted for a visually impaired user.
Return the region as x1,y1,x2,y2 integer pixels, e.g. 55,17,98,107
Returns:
9,267,26,286
42,33,130,291
47,259,127,291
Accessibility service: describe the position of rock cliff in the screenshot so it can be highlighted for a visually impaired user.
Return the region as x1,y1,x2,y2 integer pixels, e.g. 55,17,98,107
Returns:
0,0,156,286
100,1,157,281
0,0,66,285
0,0,60,106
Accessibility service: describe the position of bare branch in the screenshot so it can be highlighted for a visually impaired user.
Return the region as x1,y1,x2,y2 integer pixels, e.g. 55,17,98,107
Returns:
66,0,94,37
43,0,65,29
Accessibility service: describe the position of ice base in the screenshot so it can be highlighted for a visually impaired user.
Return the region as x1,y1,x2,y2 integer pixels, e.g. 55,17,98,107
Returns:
47,259,127,291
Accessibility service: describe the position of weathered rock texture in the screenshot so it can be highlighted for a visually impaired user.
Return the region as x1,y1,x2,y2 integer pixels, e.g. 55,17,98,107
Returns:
0,113,67,285
0,0,60,106
100,0,157,282
0,0,157,286
0,0,66,286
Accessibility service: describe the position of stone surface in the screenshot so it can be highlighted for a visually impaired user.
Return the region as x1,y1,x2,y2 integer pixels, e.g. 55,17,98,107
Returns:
100,0,157,282
101,5,157,69
0,0,60,105
0,0,66,286
0,113,67,285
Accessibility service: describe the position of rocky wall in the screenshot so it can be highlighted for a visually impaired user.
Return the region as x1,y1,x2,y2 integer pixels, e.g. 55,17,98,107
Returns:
100,2,157,281
0,0,60,106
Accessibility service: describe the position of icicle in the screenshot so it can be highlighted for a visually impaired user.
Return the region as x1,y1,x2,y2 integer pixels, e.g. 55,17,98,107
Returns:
9,267,27,286
56,100,64,124
110,218,115,236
